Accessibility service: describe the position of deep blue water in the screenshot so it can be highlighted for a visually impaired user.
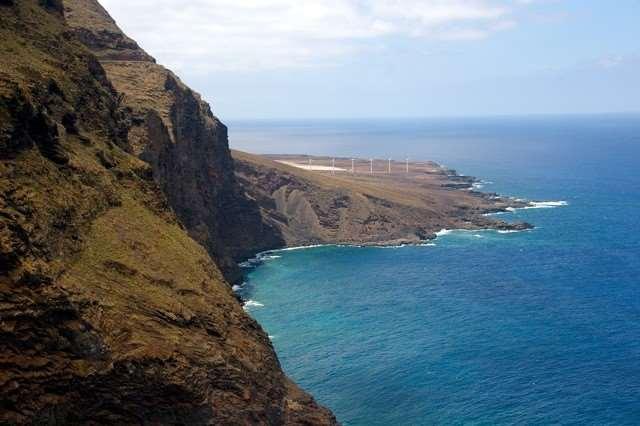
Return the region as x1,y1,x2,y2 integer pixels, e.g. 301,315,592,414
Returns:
230,115,640,425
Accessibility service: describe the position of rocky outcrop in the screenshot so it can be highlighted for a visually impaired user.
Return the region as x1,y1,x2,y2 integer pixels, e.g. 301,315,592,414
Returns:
63,0,283,284
0,2,335,424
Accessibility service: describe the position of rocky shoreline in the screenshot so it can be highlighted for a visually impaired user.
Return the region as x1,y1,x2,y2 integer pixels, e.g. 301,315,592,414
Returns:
231,169,538,308
230,152,538,310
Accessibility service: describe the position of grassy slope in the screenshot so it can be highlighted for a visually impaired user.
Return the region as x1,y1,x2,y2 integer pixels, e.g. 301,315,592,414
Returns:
0,2,335,423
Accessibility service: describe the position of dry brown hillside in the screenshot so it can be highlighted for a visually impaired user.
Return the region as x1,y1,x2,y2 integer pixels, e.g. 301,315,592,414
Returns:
233,151,531,247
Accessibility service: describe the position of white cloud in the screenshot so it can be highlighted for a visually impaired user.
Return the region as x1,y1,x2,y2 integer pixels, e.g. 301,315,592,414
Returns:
99,0,538,72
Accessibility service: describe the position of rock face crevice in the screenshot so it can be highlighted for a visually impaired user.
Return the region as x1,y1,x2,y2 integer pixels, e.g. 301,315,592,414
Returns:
0,1,336,424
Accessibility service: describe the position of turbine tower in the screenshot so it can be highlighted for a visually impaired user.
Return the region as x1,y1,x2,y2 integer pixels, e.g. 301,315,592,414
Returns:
351,158,355,174
370,158,373,175
388,158,391,174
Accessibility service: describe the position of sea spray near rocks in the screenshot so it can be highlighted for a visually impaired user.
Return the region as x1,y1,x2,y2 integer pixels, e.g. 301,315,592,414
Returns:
526,200,569,208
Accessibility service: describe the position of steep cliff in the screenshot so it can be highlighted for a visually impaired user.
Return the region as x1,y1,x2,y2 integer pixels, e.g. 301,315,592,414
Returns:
0,1,335,423
63,0,283,284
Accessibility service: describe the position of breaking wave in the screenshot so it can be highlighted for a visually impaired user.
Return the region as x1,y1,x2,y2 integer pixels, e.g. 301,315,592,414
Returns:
525,201,568,209
243,300,264,309
276,244,331,251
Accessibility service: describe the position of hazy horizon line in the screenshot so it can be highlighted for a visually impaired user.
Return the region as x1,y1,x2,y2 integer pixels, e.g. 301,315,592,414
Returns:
225,111,640,123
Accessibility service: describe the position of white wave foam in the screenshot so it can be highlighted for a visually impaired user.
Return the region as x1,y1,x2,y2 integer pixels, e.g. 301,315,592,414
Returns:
525,200,568,209
484,200,566,216
435,227,532,238
498,200,568,212
471,179,493,190
232,284,243,292
414,241,437,247
257,254,281,261
435,229,452,236
239,252,284,269
276,244,330,252
243,300,264,310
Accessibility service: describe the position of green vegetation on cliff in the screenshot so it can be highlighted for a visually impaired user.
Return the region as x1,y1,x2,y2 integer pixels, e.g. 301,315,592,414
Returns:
0,1,336,423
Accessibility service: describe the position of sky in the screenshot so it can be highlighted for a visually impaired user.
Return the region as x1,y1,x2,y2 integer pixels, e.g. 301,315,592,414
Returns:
99,0,640,119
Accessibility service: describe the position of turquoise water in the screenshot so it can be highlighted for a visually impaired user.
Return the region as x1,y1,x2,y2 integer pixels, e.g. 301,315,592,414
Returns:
231,115,640,425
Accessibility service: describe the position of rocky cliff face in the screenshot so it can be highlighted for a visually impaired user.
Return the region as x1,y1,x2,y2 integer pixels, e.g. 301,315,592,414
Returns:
63,0,283,284
0,2,334,423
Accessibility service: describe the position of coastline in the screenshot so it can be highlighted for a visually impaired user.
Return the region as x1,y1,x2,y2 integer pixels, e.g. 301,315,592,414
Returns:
231,152,566,261
233,192,569,306
231,151,540,271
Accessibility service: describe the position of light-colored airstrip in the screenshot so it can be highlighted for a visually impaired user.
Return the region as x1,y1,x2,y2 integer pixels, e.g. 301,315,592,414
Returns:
276,160,346,171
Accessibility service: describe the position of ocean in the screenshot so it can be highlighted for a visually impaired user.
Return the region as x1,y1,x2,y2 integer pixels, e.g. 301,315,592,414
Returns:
229,115,640,425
